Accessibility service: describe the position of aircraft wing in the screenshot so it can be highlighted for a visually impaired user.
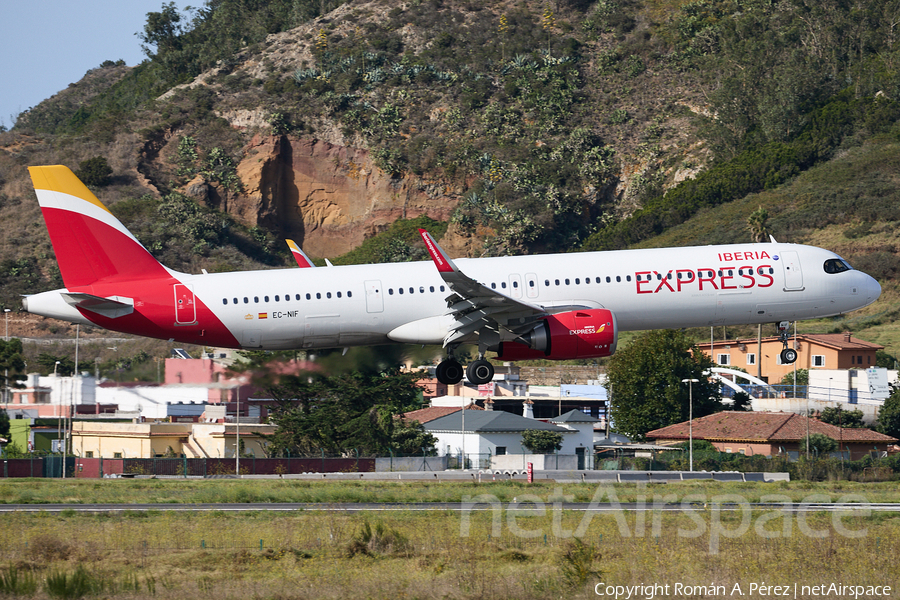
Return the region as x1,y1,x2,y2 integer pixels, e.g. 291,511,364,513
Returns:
419,229,549,346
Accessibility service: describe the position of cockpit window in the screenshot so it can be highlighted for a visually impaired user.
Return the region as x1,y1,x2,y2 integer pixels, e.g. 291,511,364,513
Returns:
823,258,851,274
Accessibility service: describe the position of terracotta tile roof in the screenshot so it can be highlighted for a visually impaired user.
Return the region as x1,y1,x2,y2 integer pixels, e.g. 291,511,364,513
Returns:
646,412,897,444
695,333,883,352
400,404,484,424
801,334,884,351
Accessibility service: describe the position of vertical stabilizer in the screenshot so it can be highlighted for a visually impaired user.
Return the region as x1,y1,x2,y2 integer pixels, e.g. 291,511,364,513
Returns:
28,165,170,289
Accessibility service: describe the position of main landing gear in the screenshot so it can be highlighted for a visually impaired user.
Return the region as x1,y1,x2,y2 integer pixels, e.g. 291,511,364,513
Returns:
435,355,495,385
435,359,464,385
777,321,798,364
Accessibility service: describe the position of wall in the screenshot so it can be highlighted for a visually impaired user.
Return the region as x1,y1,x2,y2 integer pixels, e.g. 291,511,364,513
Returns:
374,456,448,471
491,454,579,470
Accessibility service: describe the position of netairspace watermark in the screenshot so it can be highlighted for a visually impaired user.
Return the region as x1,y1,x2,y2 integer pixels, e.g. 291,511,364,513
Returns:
593,582,892,599
459,483,871,555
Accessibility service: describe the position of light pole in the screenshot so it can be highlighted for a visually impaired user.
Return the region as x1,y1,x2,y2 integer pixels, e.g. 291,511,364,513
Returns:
4,308,9,407
682,378,699,471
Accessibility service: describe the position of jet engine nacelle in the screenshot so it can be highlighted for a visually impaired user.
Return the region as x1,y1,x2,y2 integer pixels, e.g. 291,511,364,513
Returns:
495,308,618,361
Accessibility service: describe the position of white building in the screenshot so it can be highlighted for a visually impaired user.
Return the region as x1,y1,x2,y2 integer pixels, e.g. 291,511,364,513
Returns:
423,408,595,470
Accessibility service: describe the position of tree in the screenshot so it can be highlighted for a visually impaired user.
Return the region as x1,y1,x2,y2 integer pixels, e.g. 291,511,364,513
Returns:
521,429,563,454
877,387,900,439
74,156,113,187
139,2,183,58
818,406,866,429
0,339,26,399
606,330,720,440
0,408,9,439
36,353,76,376
876,350,898,369
800,433,838,456
263,369,428,457
730,391,753,412
779,369,809,386
391,419,438,456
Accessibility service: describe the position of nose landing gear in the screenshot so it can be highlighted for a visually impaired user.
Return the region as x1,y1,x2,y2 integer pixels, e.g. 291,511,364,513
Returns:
777,321,798,364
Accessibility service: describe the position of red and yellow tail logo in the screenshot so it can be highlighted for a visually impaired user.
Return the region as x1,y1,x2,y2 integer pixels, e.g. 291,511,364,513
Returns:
29,165,170,289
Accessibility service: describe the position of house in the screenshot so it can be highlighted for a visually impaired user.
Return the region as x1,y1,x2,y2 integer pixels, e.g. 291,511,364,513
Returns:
646,411,896,460
422,407,594,469
71,421,275,459
8,418,65,453
3,373,95,418
695,332,883,383
549,410,602,469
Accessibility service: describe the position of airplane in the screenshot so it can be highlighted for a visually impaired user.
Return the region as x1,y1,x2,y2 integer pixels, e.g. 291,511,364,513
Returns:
23,165,882,385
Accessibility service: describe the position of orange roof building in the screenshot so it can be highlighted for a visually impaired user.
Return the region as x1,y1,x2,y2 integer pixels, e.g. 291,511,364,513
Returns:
646,411,896,460
695,332,883,383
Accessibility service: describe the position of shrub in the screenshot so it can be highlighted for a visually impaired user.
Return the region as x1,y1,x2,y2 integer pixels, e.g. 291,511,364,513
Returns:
74,156,112,187
345,520,409,557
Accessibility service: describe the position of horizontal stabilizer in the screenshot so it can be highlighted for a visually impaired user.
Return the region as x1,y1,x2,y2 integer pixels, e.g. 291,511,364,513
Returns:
60,293,134,318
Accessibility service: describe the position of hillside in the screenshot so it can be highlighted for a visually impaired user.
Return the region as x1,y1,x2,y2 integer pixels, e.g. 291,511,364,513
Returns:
1,0,899,363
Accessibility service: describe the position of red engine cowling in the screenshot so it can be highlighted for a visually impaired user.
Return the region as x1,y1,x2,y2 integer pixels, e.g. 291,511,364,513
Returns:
496,308,618,361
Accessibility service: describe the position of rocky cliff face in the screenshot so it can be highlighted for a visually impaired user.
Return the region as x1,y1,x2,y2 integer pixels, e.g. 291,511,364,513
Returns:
222,134,459,259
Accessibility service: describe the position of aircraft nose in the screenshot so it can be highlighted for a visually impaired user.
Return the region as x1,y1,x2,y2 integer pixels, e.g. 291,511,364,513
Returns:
868,275,882,303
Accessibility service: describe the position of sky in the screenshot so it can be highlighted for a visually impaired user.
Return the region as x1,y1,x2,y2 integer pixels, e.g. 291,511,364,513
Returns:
0,1,193,129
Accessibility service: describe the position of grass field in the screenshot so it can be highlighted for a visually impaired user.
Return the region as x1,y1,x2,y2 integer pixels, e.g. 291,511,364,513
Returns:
0,479,897,598
2,477,900,505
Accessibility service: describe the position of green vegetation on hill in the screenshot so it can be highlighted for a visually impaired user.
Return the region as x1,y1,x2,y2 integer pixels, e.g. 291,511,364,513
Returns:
331,216,448,266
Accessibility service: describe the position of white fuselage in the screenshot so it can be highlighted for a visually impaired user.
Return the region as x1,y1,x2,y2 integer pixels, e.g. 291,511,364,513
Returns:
172,242,879,350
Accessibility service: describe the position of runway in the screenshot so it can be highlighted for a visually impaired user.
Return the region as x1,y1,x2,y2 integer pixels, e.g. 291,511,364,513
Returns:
0,501,896,513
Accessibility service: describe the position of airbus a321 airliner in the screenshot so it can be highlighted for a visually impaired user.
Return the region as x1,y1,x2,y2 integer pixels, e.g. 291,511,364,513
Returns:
23,165,881,385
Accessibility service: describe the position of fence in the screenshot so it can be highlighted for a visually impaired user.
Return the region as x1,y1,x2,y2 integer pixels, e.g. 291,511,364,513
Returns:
0,456,377,478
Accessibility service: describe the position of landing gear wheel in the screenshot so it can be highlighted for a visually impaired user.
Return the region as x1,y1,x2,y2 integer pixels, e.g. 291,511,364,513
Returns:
436,359,464,385
780,348,798,364
466,359,495,385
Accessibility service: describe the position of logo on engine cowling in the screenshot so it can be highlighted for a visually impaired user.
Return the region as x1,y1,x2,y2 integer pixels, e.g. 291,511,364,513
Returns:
569,324,606,335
